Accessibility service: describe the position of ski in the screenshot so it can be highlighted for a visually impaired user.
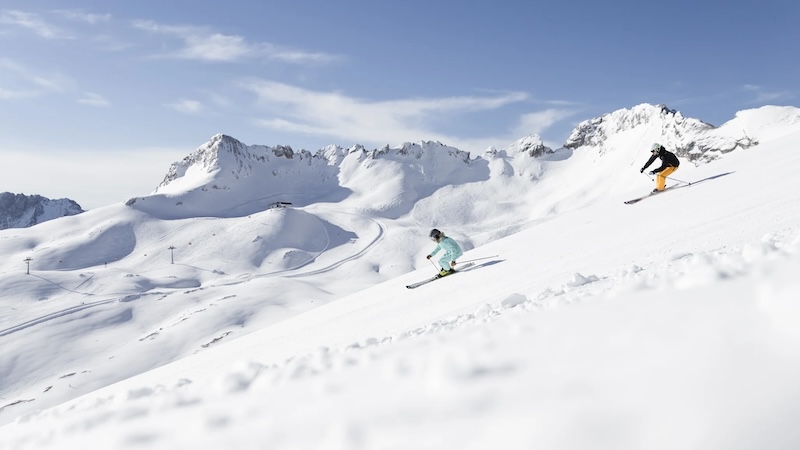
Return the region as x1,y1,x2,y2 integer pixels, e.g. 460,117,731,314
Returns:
406,262,475,289
624,186,679,204
624,192,659,204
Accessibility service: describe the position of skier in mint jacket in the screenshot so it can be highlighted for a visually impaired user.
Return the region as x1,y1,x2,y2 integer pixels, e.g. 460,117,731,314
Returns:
426,229,463,277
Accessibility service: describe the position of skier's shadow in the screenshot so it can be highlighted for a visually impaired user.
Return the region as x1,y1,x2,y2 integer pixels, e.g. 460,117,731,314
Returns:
460,259,504,271
690,171,735,185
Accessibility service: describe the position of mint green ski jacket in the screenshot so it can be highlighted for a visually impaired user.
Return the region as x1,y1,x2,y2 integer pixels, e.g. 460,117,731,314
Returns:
430,236,463,268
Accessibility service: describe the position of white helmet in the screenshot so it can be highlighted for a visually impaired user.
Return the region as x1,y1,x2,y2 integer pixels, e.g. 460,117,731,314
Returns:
651,143,661,152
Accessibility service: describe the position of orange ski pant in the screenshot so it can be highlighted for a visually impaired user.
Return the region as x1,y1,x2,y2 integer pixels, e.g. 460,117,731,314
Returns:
656,166,678,191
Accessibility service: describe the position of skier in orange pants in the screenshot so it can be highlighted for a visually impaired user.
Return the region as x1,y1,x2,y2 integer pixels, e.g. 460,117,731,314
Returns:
641,143,680,192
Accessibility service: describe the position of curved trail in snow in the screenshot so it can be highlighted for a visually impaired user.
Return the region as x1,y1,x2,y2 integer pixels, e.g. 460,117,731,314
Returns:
0,297,118,337
282,207,388,278
0,206,386,337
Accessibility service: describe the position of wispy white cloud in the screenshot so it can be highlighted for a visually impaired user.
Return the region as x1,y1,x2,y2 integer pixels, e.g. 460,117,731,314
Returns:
0,57,73,99
167,99,204,114
78,92,110,107
30,73,72,92
0,10,70,39
180,33,254,62
743,84,793,104
52,9,111,24
512,109,579,137
243,80,515,147
241,79,574,152
132,20,339,64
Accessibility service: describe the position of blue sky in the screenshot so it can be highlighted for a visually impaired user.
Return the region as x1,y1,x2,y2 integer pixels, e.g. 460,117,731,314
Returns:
1,0,798,208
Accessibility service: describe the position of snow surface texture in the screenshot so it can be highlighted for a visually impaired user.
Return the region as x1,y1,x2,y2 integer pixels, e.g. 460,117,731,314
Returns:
1,103,800,449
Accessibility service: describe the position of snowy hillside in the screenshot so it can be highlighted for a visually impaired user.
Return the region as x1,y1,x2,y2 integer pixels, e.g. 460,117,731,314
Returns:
0,192,84,230
1,103,800,449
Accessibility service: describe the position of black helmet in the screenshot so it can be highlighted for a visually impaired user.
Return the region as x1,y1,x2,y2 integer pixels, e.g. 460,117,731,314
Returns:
429,229,442,241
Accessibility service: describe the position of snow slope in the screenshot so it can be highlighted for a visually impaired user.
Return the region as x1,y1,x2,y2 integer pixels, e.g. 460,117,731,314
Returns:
1,104,799,449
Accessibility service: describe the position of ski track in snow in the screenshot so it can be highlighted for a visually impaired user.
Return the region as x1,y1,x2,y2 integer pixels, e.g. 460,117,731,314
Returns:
279,208,388,278
0,298,118,337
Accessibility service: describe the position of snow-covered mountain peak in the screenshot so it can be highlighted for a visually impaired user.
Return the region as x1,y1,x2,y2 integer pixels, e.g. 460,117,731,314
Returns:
504,134,552,157
727,105,800,140
128,136,482,220
390,140,472,162
156,136,474,196
564,103,713,152
157,134,304,190
0,192,84,229
560,103,799,163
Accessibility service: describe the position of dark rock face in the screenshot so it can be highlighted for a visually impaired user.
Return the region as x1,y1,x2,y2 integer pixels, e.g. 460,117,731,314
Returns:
0,192,84,229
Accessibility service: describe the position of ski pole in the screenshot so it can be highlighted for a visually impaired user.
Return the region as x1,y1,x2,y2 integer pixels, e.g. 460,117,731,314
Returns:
429,258,439,271
458,255,499,264
643,171,691,186
664,176,692,185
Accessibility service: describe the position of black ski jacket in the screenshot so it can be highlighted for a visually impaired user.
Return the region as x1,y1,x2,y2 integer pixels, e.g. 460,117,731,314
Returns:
642,146,680,173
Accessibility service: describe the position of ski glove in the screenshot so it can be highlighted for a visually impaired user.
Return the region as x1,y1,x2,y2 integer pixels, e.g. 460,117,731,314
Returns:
640,167,645,173
426,254,432,259
650,170,658,175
